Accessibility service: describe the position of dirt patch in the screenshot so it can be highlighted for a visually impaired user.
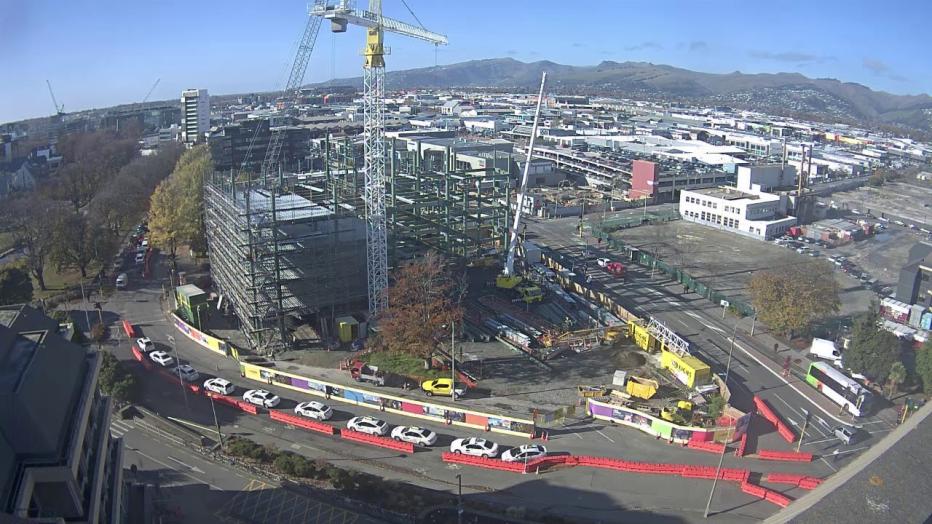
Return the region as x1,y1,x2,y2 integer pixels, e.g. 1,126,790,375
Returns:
612,349,647,369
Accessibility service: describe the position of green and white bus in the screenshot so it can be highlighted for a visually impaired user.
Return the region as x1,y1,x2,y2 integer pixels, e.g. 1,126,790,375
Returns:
805,361,872,417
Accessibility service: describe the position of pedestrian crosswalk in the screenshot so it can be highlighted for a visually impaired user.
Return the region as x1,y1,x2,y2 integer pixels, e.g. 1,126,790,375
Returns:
110,419,135,437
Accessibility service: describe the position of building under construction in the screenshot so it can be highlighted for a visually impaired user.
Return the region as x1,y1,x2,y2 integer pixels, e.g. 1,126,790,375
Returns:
204,135,513,354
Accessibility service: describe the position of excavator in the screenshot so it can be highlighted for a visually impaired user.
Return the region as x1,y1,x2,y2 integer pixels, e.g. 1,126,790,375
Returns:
495,73,547,304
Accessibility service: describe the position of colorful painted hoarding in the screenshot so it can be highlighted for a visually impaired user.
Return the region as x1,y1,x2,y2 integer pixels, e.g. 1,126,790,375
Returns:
171,312,228,356
587,398,727,444
239,361,535,438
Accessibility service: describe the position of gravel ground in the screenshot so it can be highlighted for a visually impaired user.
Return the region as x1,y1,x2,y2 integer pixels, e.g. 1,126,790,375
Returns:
823,181,932,227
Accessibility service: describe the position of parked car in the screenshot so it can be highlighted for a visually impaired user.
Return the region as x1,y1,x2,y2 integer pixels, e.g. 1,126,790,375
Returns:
149,351,174,367
242,389,281,408
390,426,438,447
294,401,333,421
135,252,145,264
116,273,128,289
501,444,548,462
421,378,466,398
450,437,499,458
203,377,236,395
596,257,610,268
346,416,389,436
136,337,155,352
174,364,200,382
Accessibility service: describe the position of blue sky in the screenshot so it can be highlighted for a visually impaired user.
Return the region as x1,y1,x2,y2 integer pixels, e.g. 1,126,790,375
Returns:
2,0,930,124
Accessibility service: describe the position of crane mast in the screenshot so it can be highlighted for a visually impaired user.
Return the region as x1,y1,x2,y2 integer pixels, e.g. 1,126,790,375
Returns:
315,0,447,317
502,72,548,278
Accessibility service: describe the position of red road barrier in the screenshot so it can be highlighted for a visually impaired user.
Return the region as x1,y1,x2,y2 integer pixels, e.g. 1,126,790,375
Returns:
341,430,414,453
721,468,751,483
681,465,718,479
757,449,813,462
441,452,527,472
735,432,748,457
798,476,823,490
776,422,798,444
188,384,201,395
236,401,259,415
122,320,136,338
205,391,240,409
741,481,768,499
131,346,144,363
753,396,780,427
268,410,336,435
764,489,792,508
764,472,808,485
687,440,726,454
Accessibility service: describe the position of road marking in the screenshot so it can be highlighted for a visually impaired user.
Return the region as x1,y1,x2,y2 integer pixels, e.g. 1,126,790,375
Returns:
803,436,839,446
708,325,725,334
771,394,827,437
168,416,222,436
595,430,615,443
131,449,223,490
819,456,838,472
572,432,583,440
167,455,206,474
110,420,133,437
685,311,703,321
291,443,301,450
831,446,869,457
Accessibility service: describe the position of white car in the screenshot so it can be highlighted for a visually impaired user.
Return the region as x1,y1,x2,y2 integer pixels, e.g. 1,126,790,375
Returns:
501,444,547,462
294,401,333,421
203,377,236,395
390,426,438,447
174,364,200,382
450,437,499,458
135,337,155,352
346,416,389,436
149,351,174,367
141,238,149,247
242,389,281,408
135,252,145,264
596,257,610,267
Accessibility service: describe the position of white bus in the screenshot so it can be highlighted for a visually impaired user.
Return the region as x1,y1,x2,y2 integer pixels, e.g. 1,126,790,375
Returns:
805,361,872,417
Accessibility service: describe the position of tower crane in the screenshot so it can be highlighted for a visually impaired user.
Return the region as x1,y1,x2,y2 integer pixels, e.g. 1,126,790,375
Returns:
313,0,447,316
46,80,65,116
496,73,548,304
141,78,161,104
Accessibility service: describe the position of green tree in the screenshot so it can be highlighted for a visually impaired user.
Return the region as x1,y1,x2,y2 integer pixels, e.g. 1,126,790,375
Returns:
97,351,138,403
843,309,900,382
748,260,840,336
887,361,907,397
916,338,932,395
0,263,34,305
148,146,212,262
6,196,61,290
50,213,114,278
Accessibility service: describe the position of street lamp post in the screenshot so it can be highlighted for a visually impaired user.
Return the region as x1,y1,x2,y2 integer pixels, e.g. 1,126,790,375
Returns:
79,279,91,334
704,322,738,519
456,473,463,524
451,323,456,403
196,303,206,331
166,335,190,414
169,268,177,309
209,395,224,450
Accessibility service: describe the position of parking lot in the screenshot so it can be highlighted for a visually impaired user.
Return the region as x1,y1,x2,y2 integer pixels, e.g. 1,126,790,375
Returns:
824,181,932,228
613,221,876,317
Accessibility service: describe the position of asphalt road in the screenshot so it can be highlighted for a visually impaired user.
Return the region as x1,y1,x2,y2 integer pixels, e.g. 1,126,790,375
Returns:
93,248,850,523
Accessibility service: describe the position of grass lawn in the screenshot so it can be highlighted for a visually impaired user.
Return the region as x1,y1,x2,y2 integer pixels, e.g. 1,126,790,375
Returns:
0,232,16,253
33,263,105,301
364,351,446,380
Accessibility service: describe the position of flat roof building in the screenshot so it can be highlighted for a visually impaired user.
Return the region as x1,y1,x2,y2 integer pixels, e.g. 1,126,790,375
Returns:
0,305,123,523
679,186,796,241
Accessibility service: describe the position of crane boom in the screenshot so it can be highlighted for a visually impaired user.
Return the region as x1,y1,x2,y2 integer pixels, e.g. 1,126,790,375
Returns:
503,72,547,278
259,0,326,179
46,80,64,115
312,1,447,44
142,78,161,104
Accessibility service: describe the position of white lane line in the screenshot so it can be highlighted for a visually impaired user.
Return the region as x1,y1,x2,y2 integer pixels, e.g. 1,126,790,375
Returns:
685,311,703,320
803,436,839,446
573,432,583,440
166,455,205,474
131,450,224,490
773,394,827,437
596,430,616,443
730,339,851,425
819,456,838,472
831,446,869,457
708,325,725,334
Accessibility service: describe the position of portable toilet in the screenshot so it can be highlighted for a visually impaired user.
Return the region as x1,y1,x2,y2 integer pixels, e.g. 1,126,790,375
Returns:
336,316,359,343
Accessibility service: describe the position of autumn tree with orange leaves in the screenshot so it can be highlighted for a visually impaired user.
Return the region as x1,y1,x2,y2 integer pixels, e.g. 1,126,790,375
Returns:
377,252,464,359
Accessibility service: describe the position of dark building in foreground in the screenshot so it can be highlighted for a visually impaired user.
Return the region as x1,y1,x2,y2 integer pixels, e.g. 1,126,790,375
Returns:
0,305,123,523
896,241,932,307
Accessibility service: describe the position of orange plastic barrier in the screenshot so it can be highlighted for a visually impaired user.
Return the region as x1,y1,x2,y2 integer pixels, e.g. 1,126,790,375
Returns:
131,346,144,363
205,391,240,409
188,384,201,395
440,452,527,472
753,396,780,427
122,320,136,338
776,422,798,444
341,429,414,453
687,440,726,454
798,476,823,490
268,410,336,435
764,489,791,508
681,465,718,479
735,432,748,457
740,481,768,498
236,401,259,415
720,468,751,482
764,472,808,485
757,449,812,462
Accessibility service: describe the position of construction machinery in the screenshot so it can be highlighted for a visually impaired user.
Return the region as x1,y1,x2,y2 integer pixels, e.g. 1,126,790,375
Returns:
495,72,548,304
625,376,659,400
315,0,447,316
45,80,65,116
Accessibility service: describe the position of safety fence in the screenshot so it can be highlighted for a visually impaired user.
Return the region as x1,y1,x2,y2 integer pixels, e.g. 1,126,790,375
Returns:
764,472,824,490
740,481,792,508
735,432,749,457
753,395,798,444
268,410,336,436
122,320,136,338
686,440,726,454
340,430,415,453
756,449,813,463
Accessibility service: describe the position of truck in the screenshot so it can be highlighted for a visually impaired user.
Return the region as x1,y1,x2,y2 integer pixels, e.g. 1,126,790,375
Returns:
349,360,385,386
809,338,843,365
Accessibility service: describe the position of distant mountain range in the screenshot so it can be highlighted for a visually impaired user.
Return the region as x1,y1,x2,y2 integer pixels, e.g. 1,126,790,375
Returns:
314,58,932,135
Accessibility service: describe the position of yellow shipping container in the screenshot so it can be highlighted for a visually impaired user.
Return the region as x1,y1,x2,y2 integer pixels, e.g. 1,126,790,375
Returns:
336,316,359,343
660,350,711,388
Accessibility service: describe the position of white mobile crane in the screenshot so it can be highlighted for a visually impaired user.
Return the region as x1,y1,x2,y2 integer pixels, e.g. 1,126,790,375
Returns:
495,72,548,304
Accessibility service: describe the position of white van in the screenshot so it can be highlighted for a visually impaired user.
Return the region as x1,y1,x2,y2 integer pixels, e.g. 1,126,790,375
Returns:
810,338,842,365
115,273,128,289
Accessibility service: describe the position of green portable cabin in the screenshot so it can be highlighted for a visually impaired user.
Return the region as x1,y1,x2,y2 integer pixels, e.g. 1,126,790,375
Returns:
175,284,208,326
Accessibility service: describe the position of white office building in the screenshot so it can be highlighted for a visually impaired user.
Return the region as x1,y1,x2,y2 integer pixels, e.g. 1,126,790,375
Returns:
181,88,210,144
679,186,796,240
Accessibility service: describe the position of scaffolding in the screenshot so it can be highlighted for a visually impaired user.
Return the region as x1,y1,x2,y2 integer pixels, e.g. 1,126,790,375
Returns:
204,157,368,354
